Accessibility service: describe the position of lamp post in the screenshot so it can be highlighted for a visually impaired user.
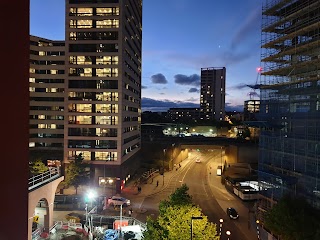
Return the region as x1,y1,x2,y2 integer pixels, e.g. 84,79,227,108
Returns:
163,149,166,186
85,203,88,225
190,216,203,240
219,219,223,235
226,230,231,240
256,220,260,239
220,146,223,167
85,190,96,226
119,203,125,238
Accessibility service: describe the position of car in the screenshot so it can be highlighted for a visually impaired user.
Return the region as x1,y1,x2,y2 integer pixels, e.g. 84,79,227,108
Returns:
227,207,239,219
195,158,201,163
107,196,131,206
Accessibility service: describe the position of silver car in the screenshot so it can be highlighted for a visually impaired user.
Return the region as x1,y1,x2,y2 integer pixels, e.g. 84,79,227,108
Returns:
107,196,131,206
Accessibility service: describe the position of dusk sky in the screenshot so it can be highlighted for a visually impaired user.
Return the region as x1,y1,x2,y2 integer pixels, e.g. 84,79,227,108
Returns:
30,0,263,112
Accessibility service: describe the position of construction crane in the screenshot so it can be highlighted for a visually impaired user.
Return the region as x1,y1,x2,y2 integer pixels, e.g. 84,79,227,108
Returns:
247,66,262,100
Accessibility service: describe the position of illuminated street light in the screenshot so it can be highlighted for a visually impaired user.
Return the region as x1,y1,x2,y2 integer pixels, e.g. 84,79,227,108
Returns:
256,220,260,239
226,230,231,240
85,190,96,225
191,216,203,240
219,218,223,235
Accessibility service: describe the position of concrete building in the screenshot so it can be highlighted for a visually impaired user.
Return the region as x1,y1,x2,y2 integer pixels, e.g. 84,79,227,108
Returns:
167,107,200,122
29,35,65,161
200,67,226,121
258,0,320,224
243,100,260,121
64,0,143,192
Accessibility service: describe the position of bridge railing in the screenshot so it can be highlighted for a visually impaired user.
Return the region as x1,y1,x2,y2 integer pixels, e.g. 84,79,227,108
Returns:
28,167,61,191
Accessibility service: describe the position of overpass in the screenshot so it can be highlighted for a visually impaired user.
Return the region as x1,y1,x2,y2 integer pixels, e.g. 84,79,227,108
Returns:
28,167,64,240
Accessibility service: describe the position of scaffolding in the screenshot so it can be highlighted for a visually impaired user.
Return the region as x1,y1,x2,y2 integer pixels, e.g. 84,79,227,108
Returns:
258,0,320,223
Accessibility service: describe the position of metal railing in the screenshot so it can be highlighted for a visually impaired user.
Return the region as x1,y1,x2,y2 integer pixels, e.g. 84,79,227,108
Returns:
28,167,61,191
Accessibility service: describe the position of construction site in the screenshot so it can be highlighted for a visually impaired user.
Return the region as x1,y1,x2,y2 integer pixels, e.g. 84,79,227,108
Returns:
257,0,320,223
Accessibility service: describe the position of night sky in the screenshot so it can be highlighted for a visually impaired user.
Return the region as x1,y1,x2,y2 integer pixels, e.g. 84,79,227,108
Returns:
30,0,263,112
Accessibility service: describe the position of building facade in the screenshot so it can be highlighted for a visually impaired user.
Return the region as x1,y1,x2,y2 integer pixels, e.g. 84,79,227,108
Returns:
244,100,260,121
167,108,200,122
200,67,226,121
29,35,65,161
258,0,320,222
64,0,142,192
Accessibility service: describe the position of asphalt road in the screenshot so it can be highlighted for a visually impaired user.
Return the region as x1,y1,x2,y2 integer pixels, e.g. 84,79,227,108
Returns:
134,150,258,240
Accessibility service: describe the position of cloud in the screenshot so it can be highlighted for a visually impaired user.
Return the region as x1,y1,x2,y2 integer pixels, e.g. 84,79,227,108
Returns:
188,88,199,93
231,7,261,50
174,74,200,86
229,83,250,90
142,97,199,112
151,73,168,84
225,102,244,112
141,85,148,89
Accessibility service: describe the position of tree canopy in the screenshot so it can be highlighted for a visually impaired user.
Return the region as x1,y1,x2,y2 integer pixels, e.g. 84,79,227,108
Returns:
29,158,48,175
143,184,219,240
64,153,90,194
264,195,320,240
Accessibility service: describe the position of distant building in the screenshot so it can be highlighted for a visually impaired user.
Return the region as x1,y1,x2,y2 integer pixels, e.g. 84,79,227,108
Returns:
244,100,260,121
200,67,226,121
167,108,200,122
29,35,65,161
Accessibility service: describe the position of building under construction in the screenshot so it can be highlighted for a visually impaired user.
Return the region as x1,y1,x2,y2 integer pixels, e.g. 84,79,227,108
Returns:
257,0,320,222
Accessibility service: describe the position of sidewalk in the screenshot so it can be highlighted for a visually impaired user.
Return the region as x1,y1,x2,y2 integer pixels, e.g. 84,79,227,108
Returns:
120,159,190,221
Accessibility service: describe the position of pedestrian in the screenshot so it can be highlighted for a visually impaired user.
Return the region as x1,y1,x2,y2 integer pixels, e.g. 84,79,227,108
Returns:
179,163,181,168
156,180,159,187
128,208,133,217
123,209,126,216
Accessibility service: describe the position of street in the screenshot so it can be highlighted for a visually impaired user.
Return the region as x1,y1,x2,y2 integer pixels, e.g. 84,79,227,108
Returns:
127,149,258,240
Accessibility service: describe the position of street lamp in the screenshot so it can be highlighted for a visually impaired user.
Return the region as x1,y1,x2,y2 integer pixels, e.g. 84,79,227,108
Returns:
190,216,203,240
219,219,223,235
118,203,125,238
163,149,166,186
85,190,96,225
226,230,231,240
220,146,223,167
256,220,260,239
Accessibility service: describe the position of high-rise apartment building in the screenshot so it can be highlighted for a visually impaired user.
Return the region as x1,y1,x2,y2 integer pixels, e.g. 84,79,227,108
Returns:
29,35,65,161
64,0,142,192
200,67,226,121
258,0,320,223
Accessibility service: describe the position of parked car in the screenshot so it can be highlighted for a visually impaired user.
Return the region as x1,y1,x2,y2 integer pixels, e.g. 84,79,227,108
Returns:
227,207,239,219
107,196,131,206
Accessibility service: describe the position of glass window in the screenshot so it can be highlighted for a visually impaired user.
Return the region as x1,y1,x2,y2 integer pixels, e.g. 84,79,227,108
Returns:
96,19,119,28
70,19,93,28
96,7,119,16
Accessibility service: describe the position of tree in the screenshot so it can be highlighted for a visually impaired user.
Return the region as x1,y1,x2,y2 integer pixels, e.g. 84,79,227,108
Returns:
29,158,48,175
264,195,320,240
64,153,90,194
143,184,219,240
